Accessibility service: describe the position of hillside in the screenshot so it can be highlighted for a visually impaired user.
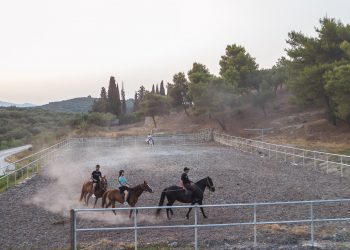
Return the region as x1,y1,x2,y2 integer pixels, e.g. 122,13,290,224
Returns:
0,107,75,150
40,96,96,113
40,97,134,114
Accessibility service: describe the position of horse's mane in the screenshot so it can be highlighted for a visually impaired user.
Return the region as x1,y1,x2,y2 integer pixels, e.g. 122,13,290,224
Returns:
195,176,210,184
129,183,143,191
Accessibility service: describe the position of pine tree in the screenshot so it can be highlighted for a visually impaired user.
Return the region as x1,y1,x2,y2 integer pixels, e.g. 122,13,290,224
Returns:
156,84,159,94
152,84,155,94
160,80,165,95
92,86,108,112
138,85,146,103
116,83,121,116
121,82,127,115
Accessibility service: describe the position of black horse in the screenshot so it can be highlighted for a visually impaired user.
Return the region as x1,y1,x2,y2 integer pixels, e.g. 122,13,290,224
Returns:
156,176,215,219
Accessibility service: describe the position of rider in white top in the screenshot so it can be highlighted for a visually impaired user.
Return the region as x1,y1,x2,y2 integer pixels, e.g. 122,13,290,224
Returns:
146,134,153,144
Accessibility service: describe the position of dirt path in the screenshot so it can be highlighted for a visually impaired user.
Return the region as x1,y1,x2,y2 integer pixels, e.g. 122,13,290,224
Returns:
1,143,350,249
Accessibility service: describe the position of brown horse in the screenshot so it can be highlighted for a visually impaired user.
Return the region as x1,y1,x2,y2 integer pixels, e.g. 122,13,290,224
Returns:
80,176,108,208
102,181,153,218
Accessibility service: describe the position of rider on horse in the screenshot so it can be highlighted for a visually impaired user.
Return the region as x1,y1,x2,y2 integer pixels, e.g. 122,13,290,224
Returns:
181,167,203,202
146,133,154,145
91,164,102,198
118,170,130,206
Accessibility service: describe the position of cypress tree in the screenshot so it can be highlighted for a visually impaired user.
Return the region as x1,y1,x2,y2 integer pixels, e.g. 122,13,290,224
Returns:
107,76,117,114
152,84,155,94
116,83,121,116
134,92,138,112
100,87,108,112
121,82,126,115
160,80,165,95
156,84,159,94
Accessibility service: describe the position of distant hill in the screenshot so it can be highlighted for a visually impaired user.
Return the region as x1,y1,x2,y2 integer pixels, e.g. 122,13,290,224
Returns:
40,97,134,114
40,96,96,113
0,101,36,108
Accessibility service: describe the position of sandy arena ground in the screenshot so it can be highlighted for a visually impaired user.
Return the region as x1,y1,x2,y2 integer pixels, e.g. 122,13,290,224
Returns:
1,141,350,249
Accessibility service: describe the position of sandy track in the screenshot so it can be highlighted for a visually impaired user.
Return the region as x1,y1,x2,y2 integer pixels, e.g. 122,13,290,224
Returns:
1,143,350,249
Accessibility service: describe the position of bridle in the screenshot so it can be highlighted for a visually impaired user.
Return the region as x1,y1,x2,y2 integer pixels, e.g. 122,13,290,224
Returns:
206,177,214,191
141,183,153,193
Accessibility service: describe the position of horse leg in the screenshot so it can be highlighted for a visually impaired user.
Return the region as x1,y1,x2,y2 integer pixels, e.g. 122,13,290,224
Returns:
106,200,112,208
86,193,92,207
198,200,207,219
112,200,116,216
83,192,87,205
186,202,195,219
166,207,170,220
166,201,174,220
93,197,98,208
129,208,133,219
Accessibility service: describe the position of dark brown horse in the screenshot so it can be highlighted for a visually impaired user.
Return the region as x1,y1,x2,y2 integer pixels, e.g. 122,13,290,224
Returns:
156,176,215,220
80,176,108,208
102,181,153,218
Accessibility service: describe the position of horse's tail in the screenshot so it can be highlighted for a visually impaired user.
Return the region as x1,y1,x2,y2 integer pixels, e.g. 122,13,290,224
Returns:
79,184,85,202
102,190,108,208
155,189,167,216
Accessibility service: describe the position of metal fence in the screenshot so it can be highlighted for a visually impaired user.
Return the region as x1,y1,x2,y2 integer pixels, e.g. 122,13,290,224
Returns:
0,132,210,191
68,133,211,148
213,132,350,177
0,140,71,191
71,198,350,250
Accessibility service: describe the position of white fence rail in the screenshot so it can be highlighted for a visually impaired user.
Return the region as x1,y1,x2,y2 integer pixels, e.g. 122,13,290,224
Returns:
71,199,350,250
0,140,72,190
213,132,350,177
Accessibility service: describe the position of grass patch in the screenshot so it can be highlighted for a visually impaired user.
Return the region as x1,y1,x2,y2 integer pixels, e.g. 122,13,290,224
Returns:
0,162,41,192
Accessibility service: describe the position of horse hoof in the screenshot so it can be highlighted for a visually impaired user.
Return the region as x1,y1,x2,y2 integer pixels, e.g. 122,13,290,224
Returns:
204,216,208,219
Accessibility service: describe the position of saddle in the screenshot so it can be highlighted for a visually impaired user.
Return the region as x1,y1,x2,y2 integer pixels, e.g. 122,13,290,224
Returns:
119,188,131,202
182,187,192,196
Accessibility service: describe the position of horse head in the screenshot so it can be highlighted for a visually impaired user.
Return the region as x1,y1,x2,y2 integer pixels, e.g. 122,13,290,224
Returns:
206,176,215,192
141,181,153,193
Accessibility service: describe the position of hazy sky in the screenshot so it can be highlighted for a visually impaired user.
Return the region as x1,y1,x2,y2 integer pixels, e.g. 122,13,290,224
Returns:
1,0,350,105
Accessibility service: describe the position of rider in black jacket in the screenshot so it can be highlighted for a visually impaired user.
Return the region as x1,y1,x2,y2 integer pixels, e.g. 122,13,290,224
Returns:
91,165,102,198
181,167,203,201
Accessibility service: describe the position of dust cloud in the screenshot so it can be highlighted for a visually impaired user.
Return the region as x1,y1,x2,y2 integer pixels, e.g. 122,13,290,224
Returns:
28,144,163,224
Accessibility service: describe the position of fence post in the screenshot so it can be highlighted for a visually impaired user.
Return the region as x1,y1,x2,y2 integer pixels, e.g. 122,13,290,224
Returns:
6,175,9,190
326,155,329,174
254,204,257,247
70,209,77,250
310,203,314,247
14,171,16,185
194,205,198,250
134,208,138,250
